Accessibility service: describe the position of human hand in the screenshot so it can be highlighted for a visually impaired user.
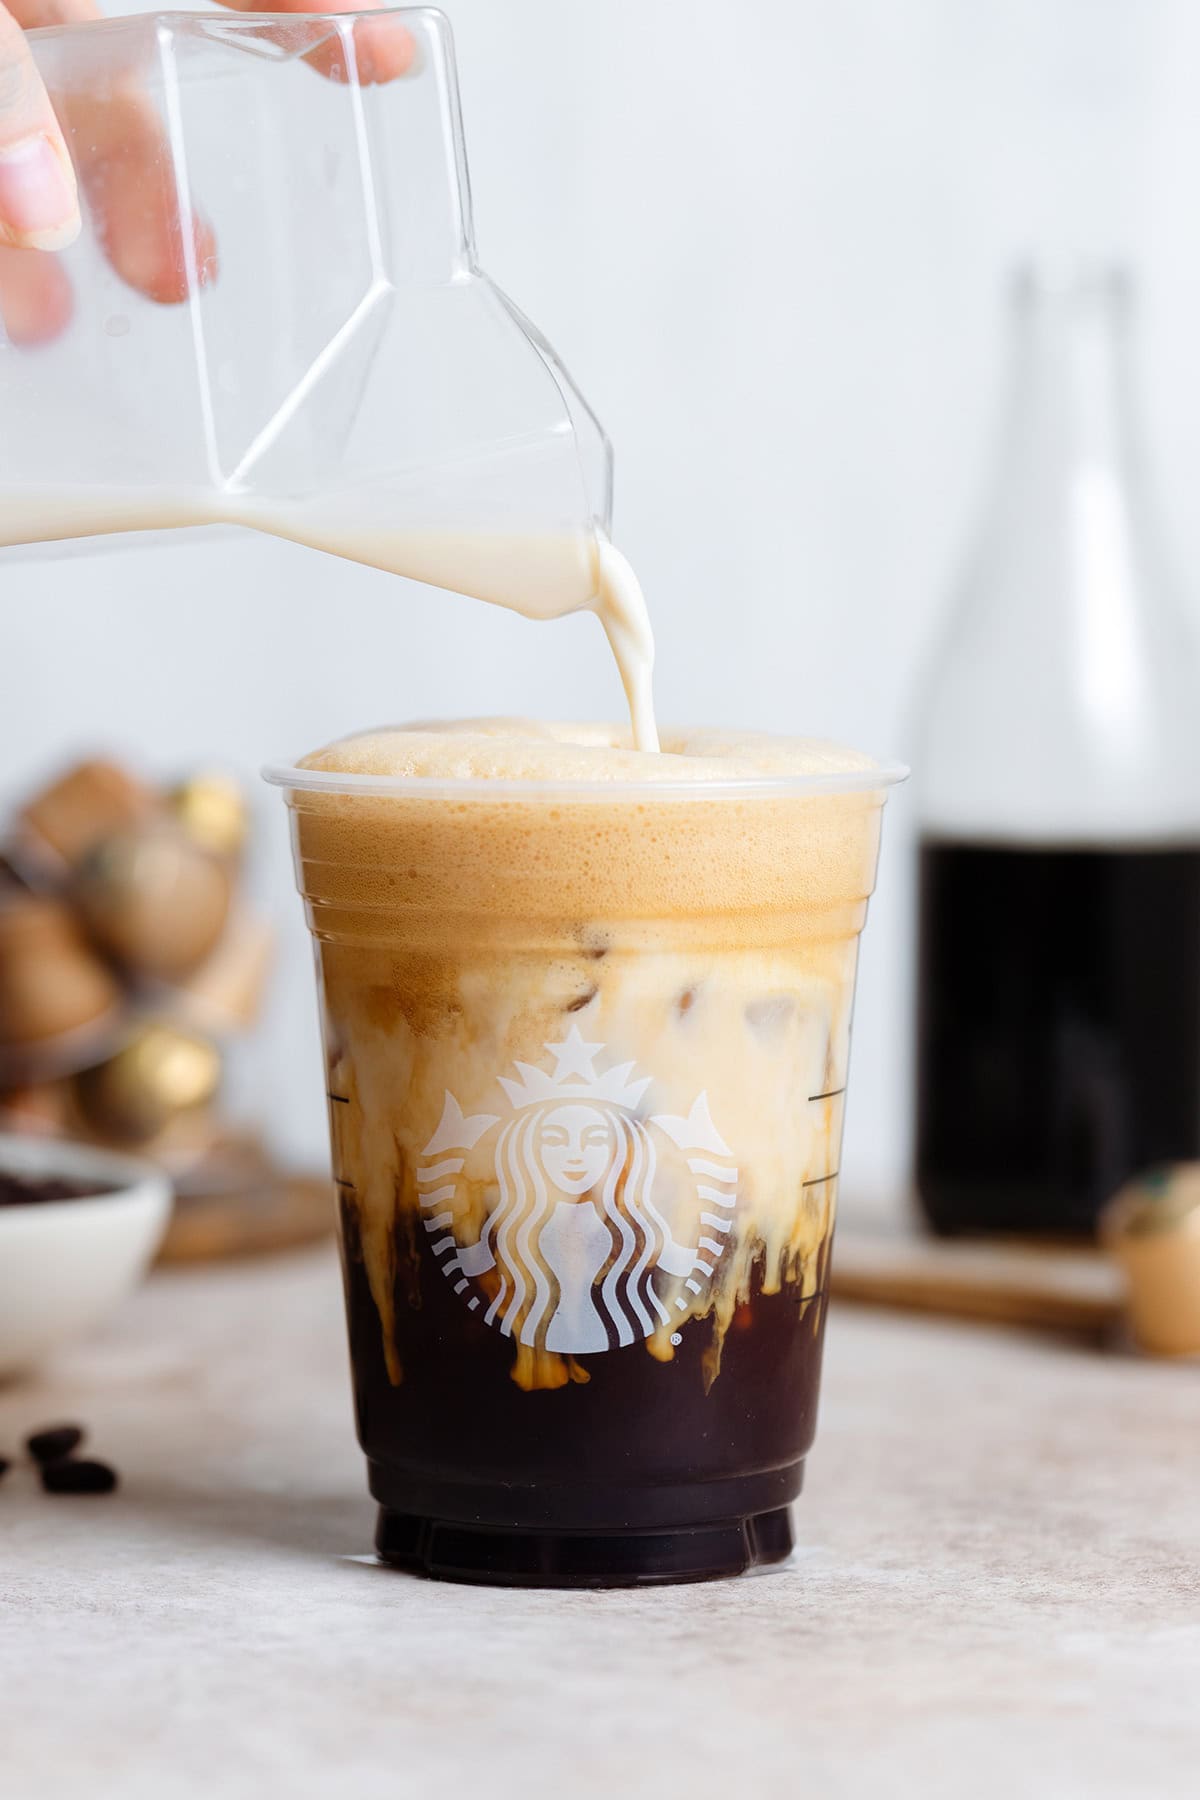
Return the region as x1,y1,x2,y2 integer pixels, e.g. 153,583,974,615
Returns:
0,0,414,343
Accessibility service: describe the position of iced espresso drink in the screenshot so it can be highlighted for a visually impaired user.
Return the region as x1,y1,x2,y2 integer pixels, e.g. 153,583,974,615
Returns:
270,719,898,1585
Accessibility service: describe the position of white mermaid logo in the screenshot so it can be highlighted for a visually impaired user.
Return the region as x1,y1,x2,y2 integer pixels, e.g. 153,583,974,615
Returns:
416,1026,737,1354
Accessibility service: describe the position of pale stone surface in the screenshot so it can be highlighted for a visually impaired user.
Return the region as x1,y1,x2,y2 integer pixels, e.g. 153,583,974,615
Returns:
2,1247,1197,1799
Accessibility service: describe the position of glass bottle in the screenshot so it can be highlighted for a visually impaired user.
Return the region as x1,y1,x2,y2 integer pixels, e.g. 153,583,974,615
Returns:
913,262,1200,1236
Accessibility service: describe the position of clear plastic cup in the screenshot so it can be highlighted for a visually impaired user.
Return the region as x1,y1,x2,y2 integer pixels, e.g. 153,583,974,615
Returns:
265,749,904,1586
1,9,611,619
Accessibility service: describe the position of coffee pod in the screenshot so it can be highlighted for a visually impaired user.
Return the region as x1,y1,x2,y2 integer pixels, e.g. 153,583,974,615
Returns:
136,1103,226,1176
0,850,30,892
0,1079,72,1134
0,893,121,1068
73,1024,222,1144
1102,1165,1200,1356
168,772,249,860
16,759,156,874
74,826,232,983
171,911,275,1036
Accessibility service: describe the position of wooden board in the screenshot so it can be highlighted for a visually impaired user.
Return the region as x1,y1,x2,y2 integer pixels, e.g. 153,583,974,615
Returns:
157,1172,335,1264
830,1219,1124,1336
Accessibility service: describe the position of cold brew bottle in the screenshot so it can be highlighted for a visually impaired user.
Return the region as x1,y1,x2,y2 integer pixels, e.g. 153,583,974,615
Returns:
914,264,1200,1236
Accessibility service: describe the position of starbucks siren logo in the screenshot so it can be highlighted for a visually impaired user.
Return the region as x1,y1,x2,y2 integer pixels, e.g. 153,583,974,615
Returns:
415,1026,737,1354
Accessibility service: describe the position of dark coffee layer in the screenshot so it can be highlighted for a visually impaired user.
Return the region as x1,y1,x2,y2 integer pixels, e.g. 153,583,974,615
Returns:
339,1196,828,1535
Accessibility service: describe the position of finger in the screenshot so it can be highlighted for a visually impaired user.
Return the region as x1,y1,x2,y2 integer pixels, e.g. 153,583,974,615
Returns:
0,241,71,341
215,0,416,87
54,82,217,304
0,3,79,249
8,0,215,304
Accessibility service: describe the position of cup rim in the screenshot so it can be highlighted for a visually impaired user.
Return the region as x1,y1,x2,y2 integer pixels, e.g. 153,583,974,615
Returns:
263,748,909,804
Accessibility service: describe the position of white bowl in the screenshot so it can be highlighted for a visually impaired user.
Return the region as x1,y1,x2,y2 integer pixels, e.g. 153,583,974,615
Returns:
0,1133,172,1379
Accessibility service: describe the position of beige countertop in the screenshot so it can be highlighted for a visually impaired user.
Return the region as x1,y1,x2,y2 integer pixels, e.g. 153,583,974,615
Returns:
2,1245,1197,1798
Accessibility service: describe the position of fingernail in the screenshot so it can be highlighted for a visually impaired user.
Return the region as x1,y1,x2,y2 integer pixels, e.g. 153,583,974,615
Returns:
0,136,79,251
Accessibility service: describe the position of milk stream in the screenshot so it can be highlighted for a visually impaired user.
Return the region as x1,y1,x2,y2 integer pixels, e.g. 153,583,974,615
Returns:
0,491,659,752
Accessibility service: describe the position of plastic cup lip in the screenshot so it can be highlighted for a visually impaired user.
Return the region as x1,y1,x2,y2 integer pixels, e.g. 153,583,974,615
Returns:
262,751,910,805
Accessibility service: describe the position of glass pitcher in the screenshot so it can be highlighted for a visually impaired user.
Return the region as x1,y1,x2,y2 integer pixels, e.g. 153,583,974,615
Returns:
0,7,613,623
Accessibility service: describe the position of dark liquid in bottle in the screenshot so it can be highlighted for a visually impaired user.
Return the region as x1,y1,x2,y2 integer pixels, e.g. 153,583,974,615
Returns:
916,839,1200,1235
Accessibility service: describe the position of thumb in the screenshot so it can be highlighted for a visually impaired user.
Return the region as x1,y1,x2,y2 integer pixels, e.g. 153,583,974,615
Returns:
0,3,79,249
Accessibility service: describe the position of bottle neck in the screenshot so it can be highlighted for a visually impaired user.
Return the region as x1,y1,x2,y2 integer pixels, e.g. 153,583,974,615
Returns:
996,272,1140,515
916,265,1200,845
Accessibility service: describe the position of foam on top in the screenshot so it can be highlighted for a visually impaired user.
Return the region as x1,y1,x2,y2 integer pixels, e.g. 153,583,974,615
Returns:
285,719,893,947
298,718,880,785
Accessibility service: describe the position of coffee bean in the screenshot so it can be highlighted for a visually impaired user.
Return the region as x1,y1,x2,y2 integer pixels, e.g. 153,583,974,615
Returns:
40,1459,117,1496
26,1424,84,1464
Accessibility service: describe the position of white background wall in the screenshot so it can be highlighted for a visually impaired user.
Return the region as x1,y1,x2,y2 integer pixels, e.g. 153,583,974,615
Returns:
7,0,1200,1215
